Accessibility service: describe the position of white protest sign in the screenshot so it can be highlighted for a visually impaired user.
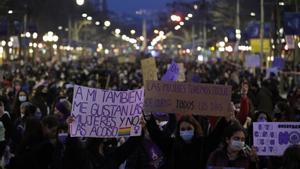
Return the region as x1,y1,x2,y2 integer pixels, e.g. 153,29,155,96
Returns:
245,54,260,68
70,85,143,138
253,122,300,156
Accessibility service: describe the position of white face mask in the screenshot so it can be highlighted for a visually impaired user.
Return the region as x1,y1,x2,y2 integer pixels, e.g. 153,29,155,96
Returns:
19,96,27,102
230,140,245,151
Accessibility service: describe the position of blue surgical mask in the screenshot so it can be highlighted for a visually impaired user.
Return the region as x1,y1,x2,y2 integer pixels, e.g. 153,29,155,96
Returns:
230,140,245,151
180,130,194,141
58,133,68,144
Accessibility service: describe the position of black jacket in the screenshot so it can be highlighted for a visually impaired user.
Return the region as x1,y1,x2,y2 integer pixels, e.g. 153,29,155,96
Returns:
146,115,228,169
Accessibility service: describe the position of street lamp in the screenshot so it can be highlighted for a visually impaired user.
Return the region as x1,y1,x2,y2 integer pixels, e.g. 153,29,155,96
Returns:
76,0,84,6
115,28,121,34
8,10,13,14
171,15,181,22
104,21,111,27
32,32,38,39
130,30,136,35
95,21,100,26
87,16,92,21
82,13,87,18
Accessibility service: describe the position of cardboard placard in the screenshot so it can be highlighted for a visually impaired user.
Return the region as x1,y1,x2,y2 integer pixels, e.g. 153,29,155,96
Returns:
70,85,143,138
141,57,158,85
144,81,232,116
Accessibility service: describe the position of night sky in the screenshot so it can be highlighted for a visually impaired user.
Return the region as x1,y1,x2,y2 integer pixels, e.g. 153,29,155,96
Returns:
107,0,194,15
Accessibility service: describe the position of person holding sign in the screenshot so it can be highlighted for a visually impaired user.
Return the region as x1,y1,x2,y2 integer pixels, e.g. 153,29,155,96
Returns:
207,122,258,169
145,112,232,169
66,115,144,169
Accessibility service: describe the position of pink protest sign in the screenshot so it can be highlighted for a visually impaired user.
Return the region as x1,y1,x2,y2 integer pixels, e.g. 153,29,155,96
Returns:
70,85,143,138
253,122,300,156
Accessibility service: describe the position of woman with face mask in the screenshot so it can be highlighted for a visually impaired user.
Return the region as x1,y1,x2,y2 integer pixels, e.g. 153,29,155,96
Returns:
12,90,29,122
207,122,258,169
145,113,231,169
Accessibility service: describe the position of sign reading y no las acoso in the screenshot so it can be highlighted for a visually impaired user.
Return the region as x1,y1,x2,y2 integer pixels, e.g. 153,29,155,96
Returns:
144,81,232,116
70,85,143,138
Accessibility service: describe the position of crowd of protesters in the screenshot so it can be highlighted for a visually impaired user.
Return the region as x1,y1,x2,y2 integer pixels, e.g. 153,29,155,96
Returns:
0,54,298,169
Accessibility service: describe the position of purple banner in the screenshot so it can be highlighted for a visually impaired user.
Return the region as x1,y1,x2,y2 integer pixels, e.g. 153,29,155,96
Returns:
162,60,179,81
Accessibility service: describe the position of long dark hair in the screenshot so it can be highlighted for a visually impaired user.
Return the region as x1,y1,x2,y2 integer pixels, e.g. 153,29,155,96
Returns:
175,115,203,138
17,117,44,154
12,90,29,120
282,145,300,169
223,121,245,147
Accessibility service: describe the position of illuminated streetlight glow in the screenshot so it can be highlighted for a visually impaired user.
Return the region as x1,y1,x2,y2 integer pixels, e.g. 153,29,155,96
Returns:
194,5,198,10
58,26,63,30
87,16,92,21
25,32,31,38
76,0,84,6
154,29,159,34
250,12,256,16
187,13,193,18
32,32,38,39
179,22,184,26
279,2,284,6
139,36,145,41
1,41,6,46
98,43,103,50
82,13,87,18
130,30,136,35
104,20,111,27
174,25,181,30
185,17,190,21
171,15,181,22
115,28,121,34
8,10,13,14
95,21,100,25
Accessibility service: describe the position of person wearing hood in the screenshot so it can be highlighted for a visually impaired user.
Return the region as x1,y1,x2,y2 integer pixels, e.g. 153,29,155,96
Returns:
54,99,71,125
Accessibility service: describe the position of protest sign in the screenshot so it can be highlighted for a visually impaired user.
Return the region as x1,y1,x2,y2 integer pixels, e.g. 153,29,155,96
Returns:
272,57,285,69
162,60,179,81
245,54,260,68
177,63,186,82
266,67,279,78
144,81,232,116
70,85,143,138
250,38,271,53
165,62,185,82
253,122,300,156
141,57,158,85
118,56,126,64
285,35,295,49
